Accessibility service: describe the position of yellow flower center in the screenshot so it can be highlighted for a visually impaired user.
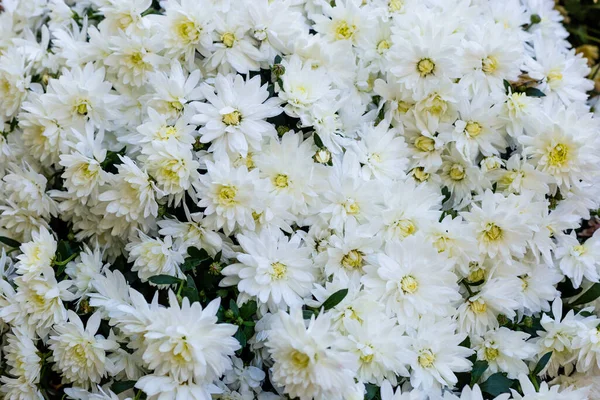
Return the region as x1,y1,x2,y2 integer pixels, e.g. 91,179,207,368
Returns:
273,174,289,188
377,40,391,54
415,135,435,152
400,275,418,294
170,101,184,112
270,262,287,280
221,32,236,48
482,56,498,74
360,353,374,363
413,167,430,182
548,143,569,167
573,245,586,256
465,121,482,137
341,250,364,270
418,349,435,368
484,347,500,361
397,100,411,114
344,201,360,215
449,164,466,181
547,69,563,83
483,223,503,242
222,110,242,126
416,58,435,77
334,20,356,40
393,219,416,237
129,52,144,66
426,94,447,116
291,350,310,369
469,299,487,314
175,18,200,44
217,185,237,206
388,0,404,12
467,267,486,283
75,101,89,116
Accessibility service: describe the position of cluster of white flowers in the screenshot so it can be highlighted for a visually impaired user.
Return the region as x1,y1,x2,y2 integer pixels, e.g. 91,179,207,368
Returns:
1,0,600,399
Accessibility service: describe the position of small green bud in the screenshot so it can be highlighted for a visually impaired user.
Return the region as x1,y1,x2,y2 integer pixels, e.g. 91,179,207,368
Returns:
530,14,541,25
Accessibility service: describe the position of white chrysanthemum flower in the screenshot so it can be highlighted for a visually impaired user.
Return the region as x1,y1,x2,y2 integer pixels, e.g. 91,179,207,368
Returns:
266,308,359,400
141,62,205,120
362,236,461,325
192,74,282,157
0,47,31,119
15,268,75,338
126,231,185,283
159,0,215,67
0,375,44,400
473,327,536,379
195,158,266,234
15,225,56,280
344,313,412,385
4,327,42,384
408,316,473,390
98,156,161,234
141,293,240,383
49,311,118,388
221,228,315,311
254,131,322,216
141,140,200,202
59,124,109,201
158,211,223,257
65,244,107,299
462,190,534,262
511,374,590,400
104,31,169,87
555,231,600,288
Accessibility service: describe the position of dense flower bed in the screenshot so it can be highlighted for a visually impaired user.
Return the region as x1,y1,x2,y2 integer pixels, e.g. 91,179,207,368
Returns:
1,0,600,399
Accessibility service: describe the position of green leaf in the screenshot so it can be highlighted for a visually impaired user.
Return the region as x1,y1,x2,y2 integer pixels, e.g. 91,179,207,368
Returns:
532,352,552,376
214,250,222,262
302,309,316,319
313,133,324,148
503,79,512,94
470,360,489,385
524,87,546,97
570,283,600,306
234,328,246,347
0,236,20,248
229,299,240,316
148,275,182,285
111,380,137,394
274,55,282,64
365,383,378,400
240,301,257,320
321,289,348,310
480,373,514,396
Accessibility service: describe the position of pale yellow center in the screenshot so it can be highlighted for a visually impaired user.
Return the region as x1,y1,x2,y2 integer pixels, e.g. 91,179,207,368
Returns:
484,347,500,361
400,275,418,294
415,135,435,152
222,110,242,126
270,262,287,280
465,121,482,137
483,223,503,242
291,350,310,369
548,143,569,167
217,185,237,206
482,56,498,74
273,174,289,188
418,349,435,368
469,299,487,314
221,32,236,48
334,20,356,40
417,58,435,77
449,164,466,181
342,250,364,270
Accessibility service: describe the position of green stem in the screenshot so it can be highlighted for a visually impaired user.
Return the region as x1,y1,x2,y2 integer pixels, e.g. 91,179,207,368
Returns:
53,253,78,267
529,374,540,392
461,280,475,297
